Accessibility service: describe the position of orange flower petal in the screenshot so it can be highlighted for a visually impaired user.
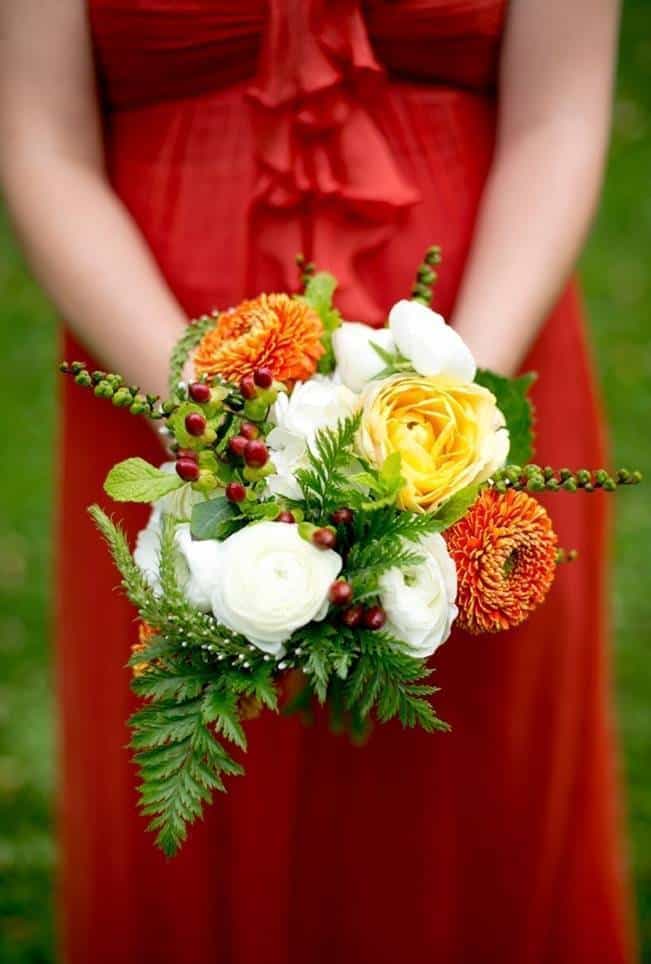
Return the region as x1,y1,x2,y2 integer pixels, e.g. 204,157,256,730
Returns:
445,488,558,634
194,293,325,385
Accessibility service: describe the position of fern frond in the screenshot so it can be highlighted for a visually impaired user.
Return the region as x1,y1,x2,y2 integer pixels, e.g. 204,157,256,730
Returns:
168,314,217,396
295,412,362,517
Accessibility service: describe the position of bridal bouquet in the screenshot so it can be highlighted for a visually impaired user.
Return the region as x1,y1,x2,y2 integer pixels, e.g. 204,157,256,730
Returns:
61,249,641,855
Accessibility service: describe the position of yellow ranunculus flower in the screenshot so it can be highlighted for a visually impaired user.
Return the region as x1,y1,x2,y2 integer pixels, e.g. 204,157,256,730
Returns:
357,374,509,512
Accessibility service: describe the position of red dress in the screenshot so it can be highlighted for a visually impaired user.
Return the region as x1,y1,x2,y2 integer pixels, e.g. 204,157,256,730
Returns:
58,2,635,961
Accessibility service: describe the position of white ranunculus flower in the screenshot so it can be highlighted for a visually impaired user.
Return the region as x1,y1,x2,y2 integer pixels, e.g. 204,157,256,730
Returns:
379,533,458,659
266,375,359,500
332,321,396,393
388,299,476,383
133,516,221,612
210,521,342,656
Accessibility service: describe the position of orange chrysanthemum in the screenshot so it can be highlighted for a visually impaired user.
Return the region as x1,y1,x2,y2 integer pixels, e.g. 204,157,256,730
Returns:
194,293,325,385
445,488,558,634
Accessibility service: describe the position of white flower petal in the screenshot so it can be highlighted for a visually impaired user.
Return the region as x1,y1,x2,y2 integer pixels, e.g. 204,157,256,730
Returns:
379,533,458,658
389,299,476,383
332,322,396,393
211,521,342,654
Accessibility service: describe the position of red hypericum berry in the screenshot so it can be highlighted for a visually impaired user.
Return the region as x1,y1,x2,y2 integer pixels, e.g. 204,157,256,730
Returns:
239,421,259,440
312,527,337,550
226,482,246,503
331,508,354,526
176,458,200,482
253,366,274,389
228,435,248,458
188,381,211,403
341,604,364,628
328,580,353,606
177,448,198,462
244,439,269,468
185,411,206,437
276,510,296,523
240,373,257,399
363,605,387,631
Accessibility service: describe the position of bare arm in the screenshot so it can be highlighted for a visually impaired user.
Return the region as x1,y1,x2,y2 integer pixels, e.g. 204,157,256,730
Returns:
0,0,187,399
451,0,620,375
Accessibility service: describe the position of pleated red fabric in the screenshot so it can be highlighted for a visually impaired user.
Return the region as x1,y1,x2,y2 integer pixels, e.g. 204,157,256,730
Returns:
56,2,636,961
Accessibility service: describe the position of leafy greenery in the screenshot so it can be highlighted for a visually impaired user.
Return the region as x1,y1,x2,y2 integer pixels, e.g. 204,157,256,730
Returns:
475,369,536,466
104,457,183,503
295,411,362,517
168,313,217,396
302,272,342,373
191,496,241,540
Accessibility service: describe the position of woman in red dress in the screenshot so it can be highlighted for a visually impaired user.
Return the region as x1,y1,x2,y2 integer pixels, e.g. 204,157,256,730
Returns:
0,1,635,961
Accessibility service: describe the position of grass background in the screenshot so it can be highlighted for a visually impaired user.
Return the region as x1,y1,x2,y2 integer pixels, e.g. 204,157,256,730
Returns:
0,3,650,959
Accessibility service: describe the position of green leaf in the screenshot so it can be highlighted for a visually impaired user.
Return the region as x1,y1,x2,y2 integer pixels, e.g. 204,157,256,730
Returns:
303,271,342,374
432,484,479,530
475,369,536,466
104,458,184,503
190,496,241,540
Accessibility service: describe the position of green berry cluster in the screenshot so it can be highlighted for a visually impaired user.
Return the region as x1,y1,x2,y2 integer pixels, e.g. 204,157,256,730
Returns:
491,463,643,494
59,361,167,418
411,245,442,306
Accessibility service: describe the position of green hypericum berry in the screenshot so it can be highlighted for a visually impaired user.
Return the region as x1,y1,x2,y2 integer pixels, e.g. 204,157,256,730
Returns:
562,478,578,492
602,478,617,491
161,399,177,415
129,395,149,414
243,397,269,421
631,470,643,484
112,387,133,407
74,370,92,387
94,380,114,398
576,469,591,485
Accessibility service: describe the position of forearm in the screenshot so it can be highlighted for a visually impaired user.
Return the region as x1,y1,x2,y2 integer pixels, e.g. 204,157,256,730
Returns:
2,155,187,399
451,117,607,375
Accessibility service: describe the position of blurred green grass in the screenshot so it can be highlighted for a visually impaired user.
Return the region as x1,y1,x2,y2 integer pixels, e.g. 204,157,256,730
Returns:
0,3,650,960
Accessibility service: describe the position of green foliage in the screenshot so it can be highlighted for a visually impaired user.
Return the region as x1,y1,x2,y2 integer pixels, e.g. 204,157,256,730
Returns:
168,314,217,396
302,272,342,374
345,506,445,600
348,451,406,510
103,458,183,503
88,506,155,612
345,631,447,731
369,339,413,379
191,496,241,540
295,411,362,517
432,485,479,529
475,369,536,467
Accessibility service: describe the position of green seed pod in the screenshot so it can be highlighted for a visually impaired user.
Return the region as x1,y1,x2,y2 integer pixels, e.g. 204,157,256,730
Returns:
243,397,269,422
129,395,149,415
576,469,591,485
545,479,561,492
94,380,114,399
527,477,545,492
562,478,578,493
74,370,92,388
161,399,177,415
630,470,643,484
112,387,134,408
70,361,85,374
601,479,617,492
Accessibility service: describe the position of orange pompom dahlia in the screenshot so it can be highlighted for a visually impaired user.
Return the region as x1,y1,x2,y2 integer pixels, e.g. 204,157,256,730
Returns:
194,293,324,385
445,488,558,634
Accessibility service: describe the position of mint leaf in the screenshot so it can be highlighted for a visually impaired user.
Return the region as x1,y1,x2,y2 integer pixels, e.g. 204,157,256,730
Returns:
104,458,183,503
432,485,479,530
191,496,242,540
475,369,536,466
